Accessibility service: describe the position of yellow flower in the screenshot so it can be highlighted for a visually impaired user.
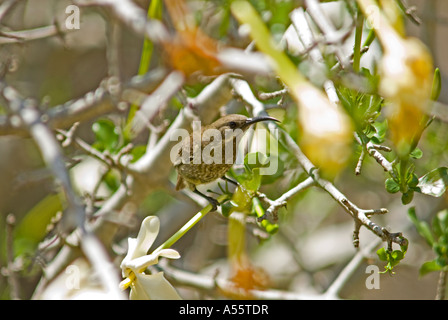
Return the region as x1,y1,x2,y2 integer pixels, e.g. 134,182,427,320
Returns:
379,37,433,154
120,216,181,300
297,84,353,179
357,0,434,156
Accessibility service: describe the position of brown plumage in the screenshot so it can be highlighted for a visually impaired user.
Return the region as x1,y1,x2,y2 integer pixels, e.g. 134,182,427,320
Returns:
174,114,279,210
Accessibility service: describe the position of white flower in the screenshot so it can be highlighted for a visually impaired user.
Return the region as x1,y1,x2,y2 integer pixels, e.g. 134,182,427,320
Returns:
120,216,181,300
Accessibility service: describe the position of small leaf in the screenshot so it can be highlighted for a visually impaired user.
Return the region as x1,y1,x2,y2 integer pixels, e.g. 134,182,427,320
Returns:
407,207,435,246
408,173,419,188
441,212,448,230
436,256,448,268
130,145,147,163
433,243,444,256
15,194,63,255
260,155,285,185
417,167,448,197
221,201,233,217
377,245,407,274
431,68,442,101
377,247,388,261
241,168,261,192
391,250,404,261
92,119,120,152
434,210,448,238
401,190,414,205
409,147,423,159
370,120,387,143
419,260,442,277
244,152,270,171
385,178,400,193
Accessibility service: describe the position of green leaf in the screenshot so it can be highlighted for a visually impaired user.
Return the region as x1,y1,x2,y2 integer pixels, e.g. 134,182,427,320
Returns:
244,152,270,171
260,154,285,185
377,247,388,261
377,245,407,274
433,209,448,238
130,145,147,163
92,119,120,152
407,207,435,246
436,256,448,268
419,260,442,277
417,167,448,197
15,194,63,256
241,168,262,191
385,178,400,193
220,201,233,218
440,210,448,229
103,169,120,191
401,190,414,205
239,152,274,191
408,173,419,188
391,250,404,261
431,68,442,101
370,120,387,143
409,147,423,159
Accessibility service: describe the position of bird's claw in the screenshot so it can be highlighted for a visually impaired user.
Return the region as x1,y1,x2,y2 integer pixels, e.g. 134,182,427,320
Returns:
207,197,219,211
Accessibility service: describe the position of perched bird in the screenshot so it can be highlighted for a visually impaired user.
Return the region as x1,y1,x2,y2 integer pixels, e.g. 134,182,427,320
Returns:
174,114,279,210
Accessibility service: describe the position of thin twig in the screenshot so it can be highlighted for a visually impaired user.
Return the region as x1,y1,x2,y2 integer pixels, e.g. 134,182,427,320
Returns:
324,238,381,299
0,25,70,45
304,0,353,68
5,214,20,300
257,176,315,221
395,0,421,25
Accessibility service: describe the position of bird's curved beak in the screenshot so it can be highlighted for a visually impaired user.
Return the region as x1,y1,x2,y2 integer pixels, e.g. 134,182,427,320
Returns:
244,116,280,128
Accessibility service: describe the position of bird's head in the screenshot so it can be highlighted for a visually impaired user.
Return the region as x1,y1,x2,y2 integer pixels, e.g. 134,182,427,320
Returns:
207,114,279,137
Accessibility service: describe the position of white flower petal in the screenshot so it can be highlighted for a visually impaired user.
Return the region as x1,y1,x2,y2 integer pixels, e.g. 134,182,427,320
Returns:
130,272,181,300
131,216,160,259
120,237,138,276
157,248,181,260
122,254,159,273
122,249,181,273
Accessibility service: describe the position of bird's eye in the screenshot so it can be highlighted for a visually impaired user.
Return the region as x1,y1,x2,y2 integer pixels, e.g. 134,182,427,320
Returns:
229,121,237,129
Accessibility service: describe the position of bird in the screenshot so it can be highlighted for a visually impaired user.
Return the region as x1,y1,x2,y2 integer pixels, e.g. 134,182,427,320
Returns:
174,114,279,210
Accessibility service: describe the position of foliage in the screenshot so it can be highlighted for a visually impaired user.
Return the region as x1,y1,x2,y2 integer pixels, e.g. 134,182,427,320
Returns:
408,207,448,277
0,0,447,300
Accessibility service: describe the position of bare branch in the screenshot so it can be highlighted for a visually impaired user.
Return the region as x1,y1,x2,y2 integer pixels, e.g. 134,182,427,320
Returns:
304,0,353,68
0,25,69,45
0,71,167,136
257,177,315,221
75,0,170,45
160,261,321,300
323,238,381,299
